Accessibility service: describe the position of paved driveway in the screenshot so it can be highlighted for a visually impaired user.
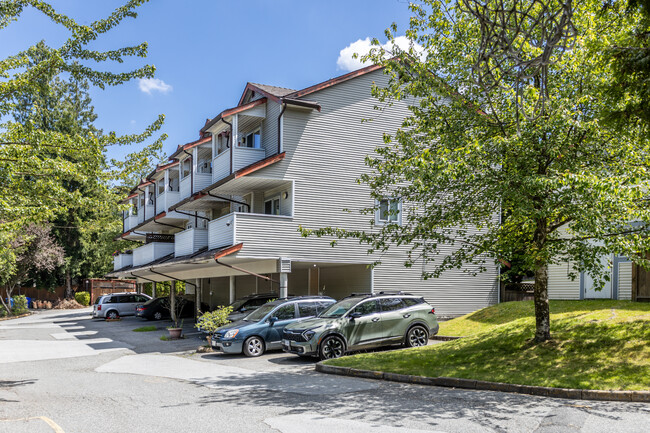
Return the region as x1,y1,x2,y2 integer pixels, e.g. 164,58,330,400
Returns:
1,309,649,433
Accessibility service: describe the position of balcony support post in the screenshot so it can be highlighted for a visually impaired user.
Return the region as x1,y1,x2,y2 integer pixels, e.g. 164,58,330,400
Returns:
229,276,235,304
279,273,288,298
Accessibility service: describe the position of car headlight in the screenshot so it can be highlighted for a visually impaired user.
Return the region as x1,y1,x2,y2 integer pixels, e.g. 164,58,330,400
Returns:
223,329,239,339
302,330,316,340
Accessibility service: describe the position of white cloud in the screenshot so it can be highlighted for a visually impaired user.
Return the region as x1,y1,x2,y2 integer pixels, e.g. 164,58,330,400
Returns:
138,78,173,94
336,36,424,72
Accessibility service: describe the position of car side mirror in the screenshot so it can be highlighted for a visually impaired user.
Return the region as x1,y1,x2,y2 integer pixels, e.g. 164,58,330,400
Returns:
348,312,362,320
269,316,278,325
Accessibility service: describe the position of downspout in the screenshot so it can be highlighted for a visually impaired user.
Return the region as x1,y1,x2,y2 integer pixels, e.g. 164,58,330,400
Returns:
277,100,287,155
221,117,233,174
207,191,250,212
214,258,278,285
182,149,193,196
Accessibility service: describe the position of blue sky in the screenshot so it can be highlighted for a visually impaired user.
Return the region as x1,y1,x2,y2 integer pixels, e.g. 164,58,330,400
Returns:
2,0,414,163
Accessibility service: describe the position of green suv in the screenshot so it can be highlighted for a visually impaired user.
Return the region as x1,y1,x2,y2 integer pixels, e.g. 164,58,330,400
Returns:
281,293,439,360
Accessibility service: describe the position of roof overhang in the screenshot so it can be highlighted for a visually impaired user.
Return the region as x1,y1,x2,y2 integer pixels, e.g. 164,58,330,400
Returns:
201,98,268,134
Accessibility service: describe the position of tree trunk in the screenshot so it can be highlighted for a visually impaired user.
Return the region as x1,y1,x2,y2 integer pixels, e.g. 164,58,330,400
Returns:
532,215,551,342
533,262,551,342
65,270,73,299
170,281,177,327
0,285,12,316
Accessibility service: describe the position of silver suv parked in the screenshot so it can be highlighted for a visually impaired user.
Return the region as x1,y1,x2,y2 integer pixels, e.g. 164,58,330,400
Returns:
92,293,151,320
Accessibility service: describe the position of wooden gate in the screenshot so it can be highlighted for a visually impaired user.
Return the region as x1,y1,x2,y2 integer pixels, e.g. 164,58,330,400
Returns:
631,256,650,302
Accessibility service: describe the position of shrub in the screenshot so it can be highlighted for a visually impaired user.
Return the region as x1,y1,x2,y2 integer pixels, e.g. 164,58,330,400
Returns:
12,295,28,315
195,306,233,335
0,304,6,317
74,291,90,306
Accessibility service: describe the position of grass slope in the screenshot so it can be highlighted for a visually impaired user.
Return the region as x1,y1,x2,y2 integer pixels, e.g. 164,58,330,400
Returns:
324,300,650,390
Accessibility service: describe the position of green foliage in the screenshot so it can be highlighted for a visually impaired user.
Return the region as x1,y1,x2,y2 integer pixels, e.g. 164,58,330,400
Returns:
74,291,90,306
326,300,650,391
11,295,28,314
133,325,157,332
0,304,7,317
195,306,233,334
0,1,167,292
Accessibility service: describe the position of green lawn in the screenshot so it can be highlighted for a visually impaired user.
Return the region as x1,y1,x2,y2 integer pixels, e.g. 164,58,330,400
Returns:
324,300,650,390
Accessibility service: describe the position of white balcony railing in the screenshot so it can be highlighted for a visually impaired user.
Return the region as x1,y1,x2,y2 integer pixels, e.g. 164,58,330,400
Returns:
212,149,231,183
211,147,266,184
175,228,208,257
132,242,175,267
136,204,155,223
125,215,138,231
155,191,180,214
194,173,212,192
180,176,192,200
113,253,133,271
208,214,235,249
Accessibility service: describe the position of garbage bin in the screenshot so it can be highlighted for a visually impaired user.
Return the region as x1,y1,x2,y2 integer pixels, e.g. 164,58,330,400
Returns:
25,297,32,309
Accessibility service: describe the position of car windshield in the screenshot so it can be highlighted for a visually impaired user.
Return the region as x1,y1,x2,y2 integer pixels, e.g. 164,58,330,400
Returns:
319,298,359,318
242,303,276,322
230,299,248,311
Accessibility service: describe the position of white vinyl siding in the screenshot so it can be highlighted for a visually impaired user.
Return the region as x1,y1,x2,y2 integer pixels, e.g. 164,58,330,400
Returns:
547,262,581,300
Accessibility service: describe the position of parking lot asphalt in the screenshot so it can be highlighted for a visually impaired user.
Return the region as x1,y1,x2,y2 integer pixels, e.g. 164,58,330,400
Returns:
1,309,650,433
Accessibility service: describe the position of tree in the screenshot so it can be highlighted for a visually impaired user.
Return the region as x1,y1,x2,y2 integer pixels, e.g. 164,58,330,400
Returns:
304,0,650,342
0,0,166,233
0,224,64,315
604,0,650,128
0,1,167,295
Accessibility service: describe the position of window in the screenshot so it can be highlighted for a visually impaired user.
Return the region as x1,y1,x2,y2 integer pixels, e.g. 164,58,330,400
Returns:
379,298,404,312
352,300,379,316
273,303,296,320
169,177,178,192
377,198,401,224
402,297,423,307
135,295,149,303
298,302,318,318
217,134,229,154
264,197,280,215
181,158,191,179
157,180,165,196
239,129,261,148
197,159,211,174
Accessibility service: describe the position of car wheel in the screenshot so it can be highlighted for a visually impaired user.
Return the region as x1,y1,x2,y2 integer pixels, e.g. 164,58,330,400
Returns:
405,325,428,348
243,336,265,357
319,335,345,360
106,310,119,320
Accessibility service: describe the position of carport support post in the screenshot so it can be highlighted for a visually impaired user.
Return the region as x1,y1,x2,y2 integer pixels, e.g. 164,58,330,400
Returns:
170,281,177,326
229,276,235,304
152,281,156,298
280,273,288,298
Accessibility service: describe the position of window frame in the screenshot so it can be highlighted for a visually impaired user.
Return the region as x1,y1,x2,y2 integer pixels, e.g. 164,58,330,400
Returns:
375,198,402,225
264,195,281,216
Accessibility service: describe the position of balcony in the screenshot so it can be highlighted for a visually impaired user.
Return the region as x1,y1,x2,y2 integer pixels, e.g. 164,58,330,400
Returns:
125,215,138,231
136,204,155,224
179,173,213,200
113,253,133,271
156,191,180,214
208,214,235,249
212,147,266,183
132,242,175,267
175,227,208,256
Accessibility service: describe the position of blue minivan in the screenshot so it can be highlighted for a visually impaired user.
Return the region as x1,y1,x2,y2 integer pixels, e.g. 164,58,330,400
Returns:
211,296,335,357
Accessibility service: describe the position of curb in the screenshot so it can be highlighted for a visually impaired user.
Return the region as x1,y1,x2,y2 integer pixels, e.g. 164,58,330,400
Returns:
315,363,650,403
0,312,32,321
430,335,462,341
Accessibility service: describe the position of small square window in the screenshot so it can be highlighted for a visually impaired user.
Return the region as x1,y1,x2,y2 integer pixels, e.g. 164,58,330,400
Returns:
377,198,400,224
